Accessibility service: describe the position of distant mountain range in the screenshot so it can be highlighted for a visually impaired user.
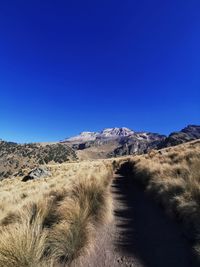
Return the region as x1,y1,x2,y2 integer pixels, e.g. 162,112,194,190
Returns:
0,124,199,180
62,125,200,157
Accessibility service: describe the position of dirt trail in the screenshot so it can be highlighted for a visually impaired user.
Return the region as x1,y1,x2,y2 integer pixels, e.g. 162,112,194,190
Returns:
77,174,198,267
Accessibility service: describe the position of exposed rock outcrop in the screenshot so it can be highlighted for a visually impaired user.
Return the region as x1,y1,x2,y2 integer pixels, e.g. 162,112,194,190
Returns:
158,125,200,148
22,166,51,182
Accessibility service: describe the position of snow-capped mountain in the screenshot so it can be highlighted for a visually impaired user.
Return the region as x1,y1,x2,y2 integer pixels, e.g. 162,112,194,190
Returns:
63,127,135,143
98,127,134,139
63,127,165,143
62,127,167,158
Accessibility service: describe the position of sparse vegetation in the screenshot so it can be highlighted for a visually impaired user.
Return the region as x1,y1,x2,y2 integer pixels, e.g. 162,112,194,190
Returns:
116,139,200,259
1,137,200,265
0,161,113,266
0,141,77,180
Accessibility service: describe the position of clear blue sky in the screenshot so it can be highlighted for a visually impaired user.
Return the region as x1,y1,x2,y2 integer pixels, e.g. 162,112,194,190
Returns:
0,0,199,143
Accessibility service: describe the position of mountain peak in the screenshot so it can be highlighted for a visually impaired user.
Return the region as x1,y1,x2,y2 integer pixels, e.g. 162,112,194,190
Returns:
100,127,134,138
63,127,136,143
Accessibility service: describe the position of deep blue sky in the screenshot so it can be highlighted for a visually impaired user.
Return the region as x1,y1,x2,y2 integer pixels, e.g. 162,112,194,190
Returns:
0,0,199,143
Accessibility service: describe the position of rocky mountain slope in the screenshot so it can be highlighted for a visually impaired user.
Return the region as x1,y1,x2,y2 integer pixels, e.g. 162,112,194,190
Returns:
0,141,77,180
158,125,200,148
63,127,166,158
63,125,200,158
110,133,165,157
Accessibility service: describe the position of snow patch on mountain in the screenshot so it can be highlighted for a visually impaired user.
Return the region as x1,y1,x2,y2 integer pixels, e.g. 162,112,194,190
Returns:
63,127,166,145
99,127,134,139
66,131,99,142
64,127,135,143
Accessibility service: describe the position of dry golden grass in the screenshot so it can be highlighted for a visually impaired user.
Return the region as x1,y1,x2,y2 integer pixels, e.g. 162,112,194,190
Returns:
0,160,113,267
116,139,200,259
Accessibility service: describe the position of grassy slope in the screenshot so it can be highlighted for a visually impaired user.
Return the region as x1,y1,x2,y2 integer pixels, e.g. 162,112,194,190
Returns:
1,139,200,265
115,139,200,259
0,161,113,267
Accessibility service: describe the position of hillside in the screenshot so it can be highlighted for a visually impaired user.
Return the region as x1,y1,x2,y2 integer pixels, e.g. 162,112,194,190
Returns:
159,125,200,148
0,141,77,180
0,140,199,266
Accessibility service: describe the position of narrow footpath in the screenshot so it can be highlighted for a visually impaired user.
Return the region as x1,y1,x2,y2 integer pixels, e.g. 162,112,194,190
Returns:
77,174,198,267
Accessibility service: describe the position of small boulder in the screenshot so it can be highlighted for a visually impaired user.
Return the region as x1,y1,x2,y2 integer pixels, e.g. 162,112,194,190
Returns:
22,167,51,182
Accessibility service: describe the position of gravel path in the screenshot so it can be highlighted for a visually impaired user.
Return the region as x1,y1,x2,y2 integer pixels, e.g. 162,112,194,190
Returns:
76,174,198,267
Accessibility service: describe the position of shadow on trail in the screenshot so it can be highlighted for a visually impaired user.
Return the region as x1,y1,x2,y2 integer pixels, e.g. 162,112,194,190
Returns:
112,174,198,267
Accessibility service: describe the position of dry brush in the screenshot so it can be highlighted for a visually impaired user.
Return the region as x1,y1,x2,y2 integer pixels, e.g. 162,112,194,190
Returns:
115,139,200,260
0,161,113,267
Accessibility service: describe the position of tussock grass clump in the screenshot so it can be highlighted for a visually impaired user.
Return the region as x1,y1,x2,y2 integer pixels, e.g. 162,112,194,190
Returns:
0,206,48,267
0,161,113,266
46,200,93,264
116,139,200,258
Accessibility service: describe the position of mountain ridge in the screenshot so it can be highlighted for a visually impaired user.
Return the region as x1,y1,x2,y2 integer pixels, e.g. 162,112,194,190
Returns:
0,125,199,179
63,125,200,158
63,127,135,143
62,127,163,143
